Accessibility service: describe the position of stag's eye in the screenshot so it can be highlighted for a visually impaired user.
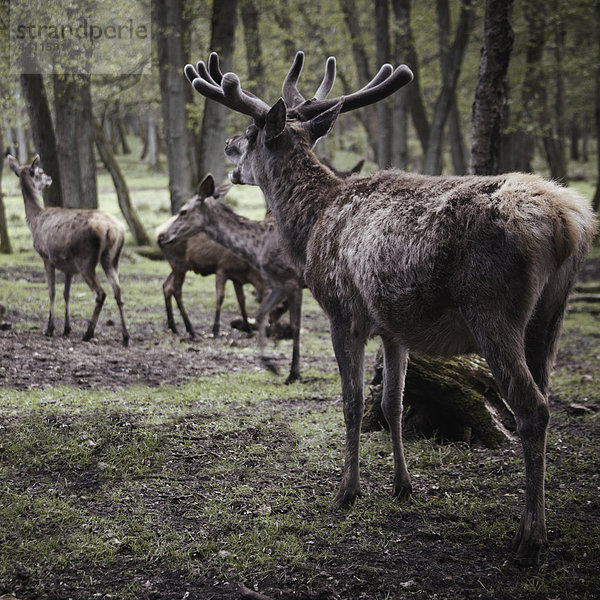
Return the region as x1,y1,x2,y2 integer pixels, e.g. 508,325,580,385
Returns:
179,209,187,217
245,125,258,141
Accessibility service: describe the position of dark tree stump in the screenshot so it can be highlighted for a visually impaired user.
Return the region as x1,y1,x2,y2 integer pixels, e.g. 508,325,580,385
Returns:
363,352,516,448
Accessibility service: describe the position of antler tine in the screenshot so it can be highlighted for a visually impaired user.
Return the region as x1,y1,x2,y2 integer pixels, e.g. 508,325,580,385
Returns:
357,63,393,92
184,63,200,85
340,65,413,113
313,56,336,100
282,51,306,108
207,52,224,84
221,73,270,119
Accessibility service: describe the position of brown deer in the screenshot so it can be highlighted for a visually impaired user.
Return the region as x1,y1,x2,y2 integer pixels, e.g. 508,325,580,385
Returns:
156,181,268,338
184,51,597,565
161,174,304,384
8,154,130,346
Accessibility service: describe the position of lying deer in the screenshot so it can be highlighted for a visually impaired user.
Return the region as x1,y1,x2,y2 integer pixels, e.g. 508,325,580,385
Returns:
185,51,597,565
156,181,268,338
8,154,130,346
161,174,304,384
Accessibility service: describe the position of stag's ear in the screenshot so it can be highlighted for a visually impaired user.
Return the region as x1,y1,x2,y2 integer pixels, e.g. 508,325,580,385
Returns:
305,99,343,144
7,154,20,176
31,154,40,168
198,173,215,199
264,98,287,143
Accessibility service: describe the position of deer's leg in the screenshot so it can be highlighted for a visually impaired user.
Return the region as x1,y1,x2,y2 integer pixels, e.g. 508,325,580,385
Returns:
471,319,548,566
163,271,178,334
63,273,73,337
284,288,302,385
381,337,411,499
213,270,228,337
232,280,252,334
330,318,366,509
80,269,106,343
172,271,196,338
255,286,286,375
43,261,56,337
101,260,129,347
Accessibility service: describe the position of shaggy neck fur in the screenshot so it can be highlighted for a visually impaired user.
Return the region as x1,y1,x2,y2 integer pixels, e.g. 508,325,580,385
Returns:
20,171,44,229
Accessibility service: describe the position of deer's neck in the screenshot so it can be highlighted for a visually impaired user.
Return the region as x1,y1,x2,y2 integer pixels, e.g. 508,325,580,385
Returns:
203,200,267,267
20,174,44,229
257,146,341,271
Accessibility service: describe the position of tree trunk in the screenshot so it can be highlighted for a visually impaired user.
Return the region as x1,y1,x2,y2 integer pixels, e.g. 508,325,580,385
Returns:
391,0,430,159
93,118,151,247
19,74,63,207
363,353,516,448
375,0,393,168
448,98,467,174
593,0,600,211
423,0,474,175
0,121,12,255
470,0,514,175
197,0,238,186
53,74,97,209
154,0,197,213
241,0,266,99
339,0,378,162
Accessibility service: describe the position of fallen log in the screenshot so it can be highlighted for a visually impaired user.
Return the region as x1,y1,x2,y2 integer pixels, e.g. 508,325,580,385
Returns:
363,352,516,448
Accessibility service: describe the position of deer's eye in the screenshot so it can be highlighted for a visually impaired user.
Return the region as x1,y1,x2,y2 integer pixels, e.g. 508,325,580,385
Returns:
245,126,257,141
179,209,187,217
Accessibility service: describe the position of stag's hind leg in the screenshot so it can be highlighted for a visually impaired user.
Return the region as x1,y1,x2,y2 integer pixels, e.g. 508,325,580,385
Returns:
63,273,73,336
43,261,56,337
469,314,549,566
381,337,411,499
101,255,129,346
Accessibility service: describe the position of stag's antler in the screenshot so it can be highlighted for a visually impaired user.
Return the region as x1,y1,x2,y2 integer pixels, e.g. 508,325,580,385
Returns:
185,52,414,122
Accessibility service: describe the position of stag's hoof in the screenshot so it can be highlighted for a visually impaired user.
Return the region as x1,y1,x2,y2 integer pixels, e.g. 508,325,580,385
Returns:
63,326,71,337
333,487,361,510
284,372,301,385
392,482,413,501
44,328,54,338
261,355,280,375
82,331,94,342
122,335,130,347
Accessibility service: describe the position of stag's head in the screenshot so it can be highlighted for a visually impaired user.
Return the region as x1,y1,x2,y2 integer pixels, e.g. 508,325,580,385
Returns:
184,52,413,187
160,174,232,246
7,154,52,191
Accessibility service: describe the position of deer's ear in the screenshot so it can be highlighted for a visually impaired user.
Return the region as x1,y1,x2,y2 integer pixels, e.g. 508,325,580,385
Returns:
7,154,20,175
31,154,40,168
213,182,233,201
198,173,215,199
305,99,342,144
264,98,287,142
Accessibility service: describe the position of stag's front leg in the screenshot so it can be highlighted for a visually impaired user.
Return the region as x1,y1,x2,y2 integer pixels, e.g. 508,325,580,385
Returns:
43,261,56,337
284,288,302,385
381,337,412,499
330,318,367,508
63,273,72,336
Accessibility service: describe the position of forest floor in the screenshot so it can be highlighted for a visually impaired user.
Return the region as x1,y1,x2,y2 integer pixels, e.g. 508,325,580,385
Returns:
0,245,599,600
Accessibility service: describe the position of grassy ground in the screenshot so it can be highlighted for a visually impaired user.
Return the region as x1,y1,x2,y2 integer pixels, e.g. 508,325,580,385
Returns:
0,157,599,599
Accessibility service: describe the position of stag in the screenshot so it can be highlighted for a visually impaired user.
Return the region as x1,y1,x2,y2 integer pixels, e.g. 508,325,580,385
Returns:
156,179,268,338
8,154,130,345
184,52,596,565
161,173,304,384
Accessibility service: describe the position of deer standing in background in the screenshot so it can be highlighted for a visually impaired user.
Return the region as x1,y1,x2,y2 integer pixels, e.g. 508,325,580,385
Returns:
161,174,304,384
185,51,596,565
156,181,268,338
8,154,130,346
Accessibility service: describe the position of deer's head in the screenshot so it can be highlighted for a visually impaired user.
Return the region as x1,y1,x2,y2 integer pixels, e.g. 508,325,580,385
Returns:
7,154,52,191
184,52,413,187
160,174,232,246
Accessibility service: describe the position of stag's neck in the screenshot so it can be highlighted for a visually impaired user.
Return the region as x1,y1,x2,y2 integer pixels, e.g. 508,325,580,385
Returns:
20,174,45,230
257,146,342,270
204,199,267,266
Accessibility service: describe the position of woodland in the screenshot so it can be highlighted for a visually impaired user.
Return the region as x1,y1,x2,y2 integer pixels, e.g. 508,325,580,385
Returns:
0,1,599,599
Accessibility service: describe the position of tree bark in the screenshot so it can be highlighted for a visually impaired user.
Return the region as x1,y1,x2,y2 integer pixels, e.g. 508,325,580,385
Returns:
0,121,12,255
470,0,514,175
93,118,150,247
423,0,474,175
53,74,97,209
154,0,197,213
19,74,63,207
363,353,516,448
391,0,430,159
339,0,378,162
593,0,600,211
375,0,393,168
197,0,238,186
241,0,266,99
